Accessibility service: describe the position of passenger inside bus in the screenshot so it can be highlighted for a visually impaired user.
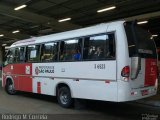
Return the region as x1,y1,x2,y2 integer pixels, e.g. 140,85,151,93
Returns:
73,49,81,60
93,47,104,59
88,46,96,59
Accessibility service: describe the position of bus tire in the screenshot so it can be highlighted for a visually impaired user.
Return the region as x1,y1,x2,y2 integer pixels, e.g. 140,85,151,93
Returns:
57,86,73,108
5,79,17,95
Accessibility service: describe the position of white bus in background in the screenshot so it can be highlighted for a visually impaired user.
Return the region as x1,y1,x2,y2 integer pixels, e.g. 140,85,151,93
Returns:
2,20,158,108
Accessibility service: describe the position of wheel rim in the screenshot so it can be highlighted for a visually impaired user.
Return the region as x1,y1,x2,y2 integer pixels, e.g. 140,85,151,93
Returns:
59,91,69,105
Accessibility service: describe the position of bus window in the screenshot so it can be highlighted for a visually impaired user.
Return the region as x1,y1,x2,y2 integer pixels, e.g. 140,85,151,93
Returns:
26,45,40,62
83,33,115,60
60,39,82,61
4,48,15,65
124,22,157,58
41,42,58,62
13,47,25,63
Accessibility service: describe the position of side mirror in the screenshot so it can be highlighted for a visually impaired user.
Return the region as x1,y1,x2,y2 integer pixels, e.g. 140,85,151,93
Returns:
131,57,141,80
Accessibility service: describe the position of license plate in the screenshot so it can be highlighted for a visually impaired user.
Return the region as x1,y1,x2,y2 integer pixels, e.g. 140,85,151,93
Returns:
141,89,149,96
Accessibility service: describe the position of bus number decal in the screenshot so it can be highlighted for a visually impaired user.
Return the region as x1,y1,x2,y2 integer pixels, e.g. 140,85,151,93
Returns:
94,64,105,69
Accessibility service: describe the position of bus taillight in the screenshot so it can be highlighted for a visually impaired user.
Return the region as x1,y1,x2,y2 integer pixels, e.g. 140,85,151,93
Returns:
121,66,130,81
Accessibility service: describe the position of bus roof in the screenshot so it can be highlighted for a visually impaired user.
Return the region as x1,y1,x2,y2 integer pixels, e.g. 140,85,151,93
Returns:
11,20,125,48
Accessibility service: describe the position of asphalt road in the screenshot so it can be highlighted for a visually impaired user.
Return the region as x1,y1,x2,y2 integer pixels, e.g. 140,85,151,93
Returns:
0,82,160,120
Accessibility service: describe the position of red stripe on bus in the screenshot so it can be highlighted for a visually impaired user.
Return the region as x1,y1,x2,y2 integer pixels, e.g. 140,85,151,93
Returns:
37,82,41,94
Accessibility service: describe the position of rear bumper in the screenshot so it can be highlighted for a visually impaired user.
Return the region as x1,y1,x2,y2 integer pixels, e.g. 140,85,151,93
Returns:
119,86,157,102
117,80,157,102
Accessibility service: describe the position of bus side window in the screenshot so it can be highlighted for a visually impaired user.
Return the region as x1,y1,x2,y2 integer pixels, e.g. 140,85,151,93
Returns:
83,33,116,60
26,45,40,62
60,39,82,61
5,48,15,65
14,47,25,63
41,42,58,62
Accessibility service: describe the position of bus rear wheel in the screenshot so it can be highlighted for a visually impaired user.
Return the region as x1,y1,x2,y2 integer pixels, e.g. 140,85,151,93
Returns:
5,80,17,95
57,86,73,108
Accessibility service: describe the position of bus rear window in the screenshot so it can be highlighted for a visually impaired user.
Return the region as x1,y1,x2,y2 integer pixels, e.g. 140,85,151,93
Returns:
124,22,157,59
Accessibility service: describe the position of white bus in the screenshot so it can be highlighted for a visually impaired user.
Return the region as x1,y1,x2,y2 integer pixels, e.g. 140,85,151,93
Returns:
2,20,158,108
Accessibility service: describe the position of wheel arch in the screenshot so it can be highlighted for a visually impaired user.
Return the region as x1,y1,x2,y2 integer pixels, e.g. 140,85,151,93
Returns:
5,76,14,87
55,82,73,97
